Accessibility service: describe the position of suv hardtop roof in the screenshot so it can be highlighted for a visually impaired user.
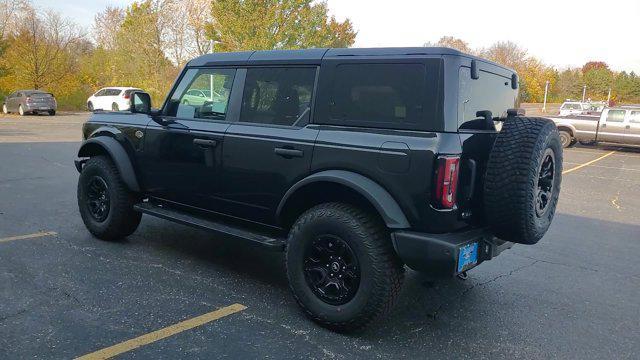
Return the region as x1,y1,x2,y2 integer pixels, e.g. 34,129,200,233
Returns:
187,47,514,72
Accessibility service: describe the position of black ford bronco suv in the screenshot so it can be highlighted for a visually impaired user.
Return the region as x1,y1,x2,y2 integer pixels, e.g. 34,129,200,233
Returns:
75,47,562,331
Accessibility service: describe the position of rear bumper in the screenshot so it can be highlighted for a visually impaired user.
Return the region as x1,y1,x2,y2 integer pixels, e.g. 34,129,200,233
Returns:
24,104,56,111
391,228,513,276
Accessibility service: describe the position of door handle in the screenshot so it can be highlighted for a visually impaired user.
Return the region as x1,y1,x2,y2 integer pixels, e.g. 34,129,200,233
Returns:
274,147,303,158
193,138,218,148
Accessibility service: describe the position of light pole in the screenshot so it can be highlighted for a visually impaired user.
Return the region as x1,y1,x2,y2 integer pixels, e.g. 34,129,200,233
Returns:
543,80,550,113
582,85,587,103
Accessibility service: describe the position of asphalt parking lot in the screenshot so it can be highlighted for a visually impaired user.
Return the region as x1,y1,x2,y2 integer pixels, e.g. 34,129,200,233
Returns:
1,113,639,359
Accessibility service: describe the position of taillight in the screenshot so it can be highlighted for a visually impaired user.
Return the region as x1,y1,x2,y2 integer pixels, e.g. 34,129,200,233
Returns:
123,94,130,99
433,156,460,209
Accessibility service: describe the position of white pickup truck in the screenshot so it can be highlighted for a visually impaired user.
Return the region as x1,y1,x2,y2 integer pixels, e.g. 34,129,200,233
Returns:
552,107,640,147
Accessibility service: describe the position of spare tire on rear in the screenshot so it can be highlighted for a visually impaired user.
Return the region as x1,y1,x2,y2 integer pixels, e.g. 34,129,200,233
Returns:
484,117,563,244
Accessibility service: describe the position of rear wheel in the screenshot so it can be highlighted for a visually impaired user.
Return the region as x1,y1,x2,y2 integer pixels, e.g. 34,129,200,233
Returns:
2,104,8,114
48,110,56,116
286,202,404,332
77,156,141,241
112,103,119,111
87,102,94,111
484,117,563,244
558,130,573,148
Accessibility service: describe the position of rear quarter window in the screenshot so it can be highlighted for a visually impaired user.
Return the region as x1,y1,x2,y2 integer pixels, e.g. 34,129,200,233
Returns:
458,67,517,130
316,60,442,131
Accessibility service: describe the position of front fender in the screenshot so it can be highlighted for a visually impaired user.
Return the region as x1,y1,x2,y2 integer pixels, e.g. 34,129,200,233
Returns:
77,136,140,192
277,170,410,229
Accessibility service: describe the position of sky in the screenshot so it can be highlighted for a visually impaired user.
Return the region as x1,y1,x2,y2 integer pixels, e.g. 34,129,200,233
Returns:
33,0,640,73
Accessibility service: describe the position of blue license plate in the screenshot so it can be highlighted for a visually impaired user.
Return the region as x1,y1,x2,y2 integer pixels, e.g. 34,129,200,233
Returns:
457,242,478,273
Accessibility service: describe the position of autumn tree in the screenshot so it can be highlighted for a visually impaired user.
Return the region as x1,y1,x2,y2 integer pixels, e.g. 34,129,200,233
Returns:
2,7,85,90
208,0,356,52
93,6,124,50
433,36,472,53
582,61,608,74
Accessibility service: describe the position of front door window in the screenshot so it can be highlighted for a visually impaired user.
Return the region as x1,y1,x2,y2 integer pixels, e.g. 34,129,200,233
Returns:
166,68,236,121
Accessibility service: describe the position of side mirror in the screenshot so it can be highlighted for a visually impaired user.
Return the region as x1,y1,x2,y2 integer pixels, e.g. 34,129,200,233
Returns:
130,91,152,114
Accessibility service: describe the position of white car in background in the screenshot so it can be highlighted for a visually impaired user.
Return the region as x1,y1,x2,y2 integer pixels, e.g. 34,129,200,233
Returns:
87,87,142,111
559,101,590,116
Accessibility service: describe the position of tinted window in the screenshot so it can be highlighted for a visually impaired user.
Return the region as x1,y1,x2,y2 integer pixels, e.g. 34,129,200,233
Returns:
458,67,517,130
606,110,625,122
166,68,235,121
106,89,122,96
328,64,426,128
240,67,316,126
95,89,107,96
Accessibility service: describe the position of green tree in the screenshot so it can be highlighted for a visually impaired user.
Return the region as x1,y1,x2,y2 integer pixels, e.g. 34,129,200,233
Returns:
582,62,613,101
208,0,356,52
555,69,583,101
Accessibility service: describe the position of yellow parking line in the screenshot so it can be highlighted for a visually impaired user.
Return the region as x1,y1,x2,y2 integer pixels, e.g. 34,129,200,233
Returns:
0,231,57,243
563,150,616,174
75,303,247,360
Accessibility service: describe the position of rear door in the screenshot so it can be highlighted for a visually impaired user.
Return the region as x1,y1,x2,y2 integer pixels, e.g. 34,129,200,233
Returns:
598,109,627,143
626,110,640,145
141,67,240,211
220,66,319,225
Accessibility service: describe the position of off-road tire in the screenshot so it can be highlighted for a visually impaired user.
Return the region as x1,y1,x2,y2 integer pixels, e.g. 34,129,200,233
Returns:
558,130,573,148
77,156,141,241
286,202,404,332
484,117,563,244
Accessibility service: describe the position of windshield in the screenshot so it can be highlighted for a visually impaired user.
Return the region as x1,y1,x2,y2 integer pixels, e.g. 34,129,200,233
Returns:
561,103,583,110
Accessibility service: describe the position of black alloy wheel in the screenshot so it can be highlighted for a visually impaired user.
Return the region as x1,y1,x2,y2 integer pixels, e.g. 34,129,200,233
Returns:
303,234,360,305
86,175,110,222
535,148,555,218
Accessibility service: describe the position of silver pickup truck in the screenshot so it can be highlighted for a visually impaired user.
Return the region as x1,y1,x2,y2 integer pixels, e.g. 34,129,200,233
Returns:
552,107,640,147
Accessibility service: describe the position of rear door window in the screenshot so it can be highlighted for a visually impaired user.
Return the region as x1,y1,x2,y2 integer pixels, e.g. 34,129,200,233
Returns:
606,110,626,122
239,67,316,127
629,111,640,123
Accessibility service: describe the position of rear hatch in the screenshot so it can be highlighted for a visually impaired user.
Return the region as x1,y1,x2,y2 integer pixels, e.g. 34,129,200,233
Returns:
455,63,518,226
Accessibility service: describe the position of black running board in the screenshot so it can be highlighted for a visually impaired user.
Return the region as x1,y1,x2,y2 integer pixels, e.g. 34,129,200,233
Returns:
133,202,285,251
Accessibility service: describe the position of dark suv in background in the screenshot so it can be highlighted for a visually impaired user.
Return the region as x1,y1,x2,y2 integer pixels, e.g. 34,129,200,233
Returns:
74,47,562,331
2,90,57,116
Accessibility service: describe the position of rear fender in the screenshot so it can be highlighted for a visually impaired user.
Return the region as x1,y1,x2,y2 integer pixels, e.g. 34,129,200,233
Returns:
277,170,410,229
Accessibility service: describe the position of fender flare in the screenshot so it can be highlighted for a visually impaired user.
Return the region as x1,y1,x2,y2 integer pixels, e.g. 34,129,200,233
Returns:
277,170,410,229
77,136,140,192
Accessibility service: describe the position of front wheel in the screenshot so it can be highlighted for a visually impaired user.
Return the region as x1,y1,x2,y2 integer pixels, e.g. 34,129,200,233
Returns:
286,203,404,332
48,110,56,116
77,156,141,241
87,102,94,111
18,105,25,116
2,104,8,114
